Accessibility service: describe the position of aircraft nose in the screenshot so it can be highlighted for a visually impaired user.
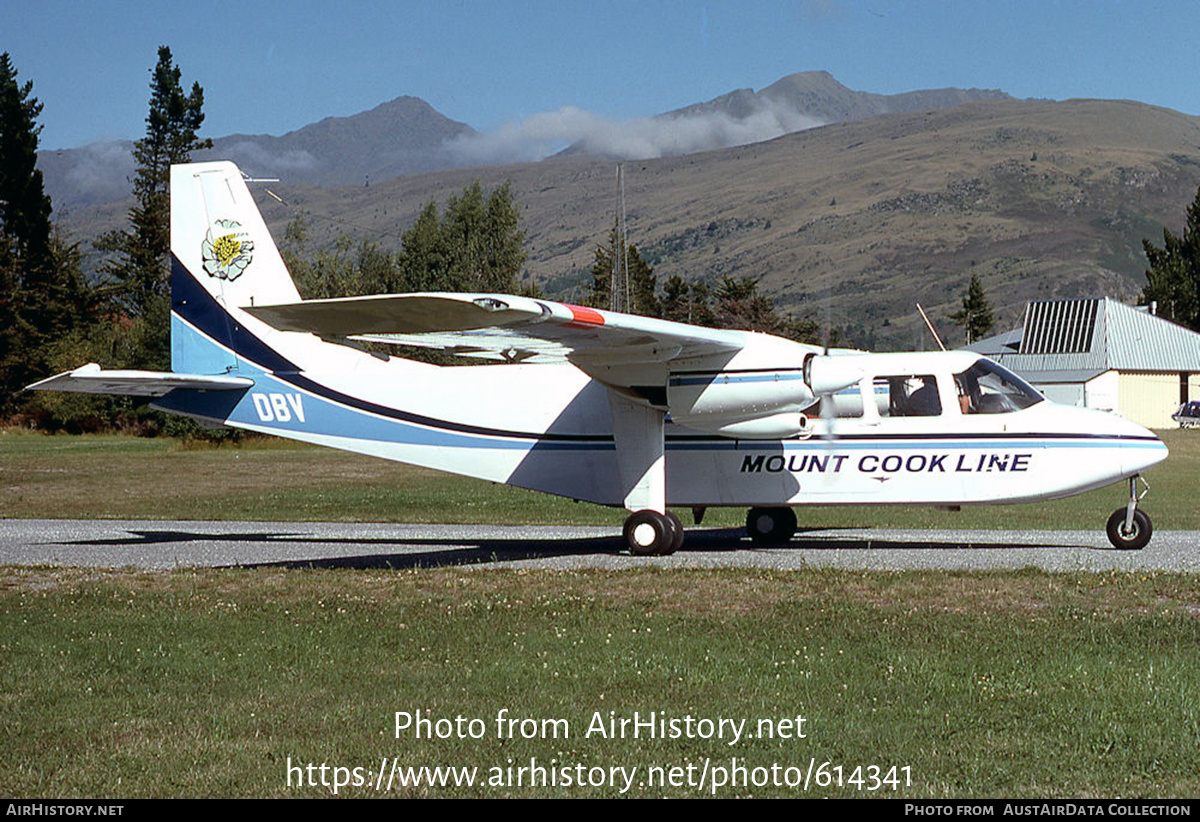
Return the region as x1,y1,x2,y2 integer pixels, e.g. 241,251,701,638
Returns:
1118,419,1169,476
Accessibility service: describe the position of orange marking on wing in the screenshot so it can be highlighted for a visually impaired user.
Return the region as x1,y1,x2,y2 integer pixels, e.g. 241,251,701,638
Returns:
565,304,606,326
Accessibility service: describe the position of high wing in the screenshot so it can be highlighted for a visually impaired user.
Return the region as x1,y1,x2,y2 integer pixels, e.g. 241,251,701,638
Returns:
244,292,753,372
26,363,254,397
243,291,843,440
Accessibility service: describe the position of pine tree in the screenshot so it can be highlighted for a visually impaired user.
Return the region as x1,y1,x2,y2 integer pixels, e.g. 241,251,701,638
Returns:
660,275,691,323
397,201,450,292
688,280,717,327
441,180,486,291
479,181,525,293
0,53,51,270
396,180,525,294
708,275,820,342
714,276,788,335
96,46,211,369
0,53,92,415
948,273,995,344
661,275,719,327
587,235,613,309
626,243,659,317
1143,185,1200,331
0,52,48,411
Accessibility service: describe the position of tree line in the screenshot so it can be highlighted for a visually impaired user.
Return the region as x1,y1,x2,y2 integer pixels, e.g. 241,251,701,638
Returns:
0,52,94,426
584,221,826,343
280,178,527,301
1142,187,1200,331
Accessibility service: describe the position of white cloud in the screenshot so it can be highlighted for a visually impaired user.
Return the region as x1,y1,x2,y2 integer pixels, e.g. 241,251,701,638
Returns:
443,100,824,165
61,140,135,203
219,141,318,172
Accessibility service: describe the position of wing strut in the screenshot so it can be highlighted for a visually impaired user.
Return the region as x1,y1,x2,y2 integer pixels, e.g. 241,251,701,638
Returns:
607,390,665,514
607,390,683,556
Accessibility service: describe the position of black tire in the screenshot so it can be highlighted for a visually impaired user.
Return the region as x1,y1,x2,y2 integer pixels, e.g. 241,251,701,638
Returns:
624,510,672,556
1106,508,1152,551
746,506,798,544
664,511,684,555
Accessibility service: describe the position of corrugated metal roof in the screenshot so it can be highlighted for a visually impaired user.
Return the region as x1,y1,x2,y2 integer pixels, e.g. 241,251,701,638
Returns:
968,327,1022,356
1011,368,1108,383
1103,298,1200,369
967,298,1200,374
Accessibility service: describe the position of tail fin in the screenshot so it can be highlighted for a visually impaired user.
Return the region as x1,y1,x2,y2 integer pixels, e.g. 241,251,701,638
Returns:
170,162,300,374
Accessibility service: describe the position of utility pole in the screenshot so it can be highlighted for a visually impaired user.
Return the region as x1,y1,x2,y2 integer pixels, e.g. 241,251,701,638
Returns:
610,164,630,313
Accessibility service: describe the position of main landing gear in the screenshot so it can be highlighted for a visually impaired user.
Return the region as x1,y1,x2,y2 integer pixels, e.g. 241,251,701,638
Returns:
623,510,685,556
1105,475,1153,551
623,506,802,555
746,506,798,545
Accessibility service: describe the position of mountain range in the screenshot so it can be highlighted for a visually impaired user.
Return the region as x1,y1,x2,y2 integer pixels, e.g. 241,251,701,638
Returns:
38,71,1200,351
39,71,1007,210
664,70,1010,123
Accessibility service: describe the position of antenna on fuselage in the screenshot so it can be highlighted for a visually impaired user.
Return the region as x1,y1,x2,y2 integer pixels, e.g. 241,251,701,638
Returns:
916,303,947,351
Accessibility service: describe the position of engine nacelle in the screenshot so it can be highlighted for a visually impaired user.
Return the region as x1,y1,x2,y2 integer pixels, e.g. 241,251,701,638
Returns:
670,410,814,440
666,367,816,438
803,353,864,396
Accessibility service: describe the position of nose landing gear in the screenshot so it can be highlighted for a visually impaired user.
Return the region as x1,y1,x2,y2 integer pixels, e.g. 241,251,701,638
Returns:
1106,475,1153,550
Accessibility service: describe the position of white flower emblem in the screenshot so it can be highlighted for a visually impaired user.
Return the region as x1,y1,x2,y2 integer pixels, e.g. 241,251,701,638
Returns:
202,220,254,281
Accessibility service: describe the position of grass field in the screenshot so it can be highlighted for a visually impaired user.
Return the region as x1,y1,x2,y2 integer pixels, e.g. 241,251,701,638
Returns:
1,427,1197,530
2,428,1198,798
3,566,1199,798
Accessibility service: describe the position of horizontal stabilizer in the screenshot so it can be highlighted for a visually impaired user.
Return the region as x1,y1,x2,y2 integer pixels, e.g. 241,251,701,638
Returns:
26,363,254,397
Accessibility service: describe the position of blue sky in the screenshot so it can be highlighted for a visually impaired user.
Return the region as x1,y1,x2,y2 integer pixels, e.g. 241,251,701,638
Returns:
5,0,1200,152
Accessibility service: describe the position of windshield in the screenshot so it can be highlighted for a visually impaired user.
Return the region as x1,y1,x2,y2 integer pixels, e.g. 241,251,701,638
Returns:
953,359,1044,415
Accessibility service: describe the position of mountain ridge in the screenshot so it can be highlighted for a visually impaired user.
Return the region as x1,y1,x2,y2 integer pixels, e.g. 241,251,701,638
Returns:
669,69,1011,122
205,95,476,186
554,70,1011,158
39,71,1012,210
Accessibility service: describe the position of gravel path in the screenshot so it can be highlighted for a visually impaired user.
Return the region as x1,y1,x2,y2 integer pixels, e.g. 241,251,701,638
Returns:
1,519,1197,572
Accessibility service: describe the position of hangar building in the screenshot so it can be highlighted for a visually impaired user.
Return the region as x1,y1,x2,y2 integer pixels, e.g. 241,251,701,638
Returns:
966,297,1200,429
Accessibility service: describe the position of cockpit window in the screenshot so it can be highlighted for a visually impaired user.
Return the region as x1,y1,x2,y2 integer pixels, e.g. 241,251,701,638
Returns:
954,359,1044,414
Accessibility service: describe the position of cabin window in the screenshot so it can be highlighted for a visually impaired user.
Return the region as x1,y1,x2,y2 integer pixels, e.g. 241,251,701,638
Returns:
877,375,941,417
954,360,1044,414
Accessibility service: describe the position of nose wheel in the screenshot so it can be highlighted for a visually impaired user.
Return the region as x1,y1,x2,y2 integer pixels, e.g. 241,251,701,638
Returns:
1106,475,1153,550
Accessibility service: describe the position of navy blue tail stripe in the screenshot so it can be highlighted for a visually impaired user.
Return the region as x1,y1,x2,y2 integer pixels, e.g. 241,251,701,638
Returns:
172,254,298,374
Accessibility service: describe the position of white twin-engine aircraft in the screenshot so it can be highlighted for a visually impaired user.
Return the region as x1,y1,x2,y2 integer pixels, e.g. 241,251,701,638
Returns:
31,162,1169,553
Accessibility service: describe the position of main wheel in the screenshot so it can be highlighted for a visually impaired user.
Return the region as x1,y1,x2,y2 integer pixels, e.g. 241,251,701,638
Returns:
624,510,674,556
1106,508,1152,551
664,511,685,555
746,506,798,544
